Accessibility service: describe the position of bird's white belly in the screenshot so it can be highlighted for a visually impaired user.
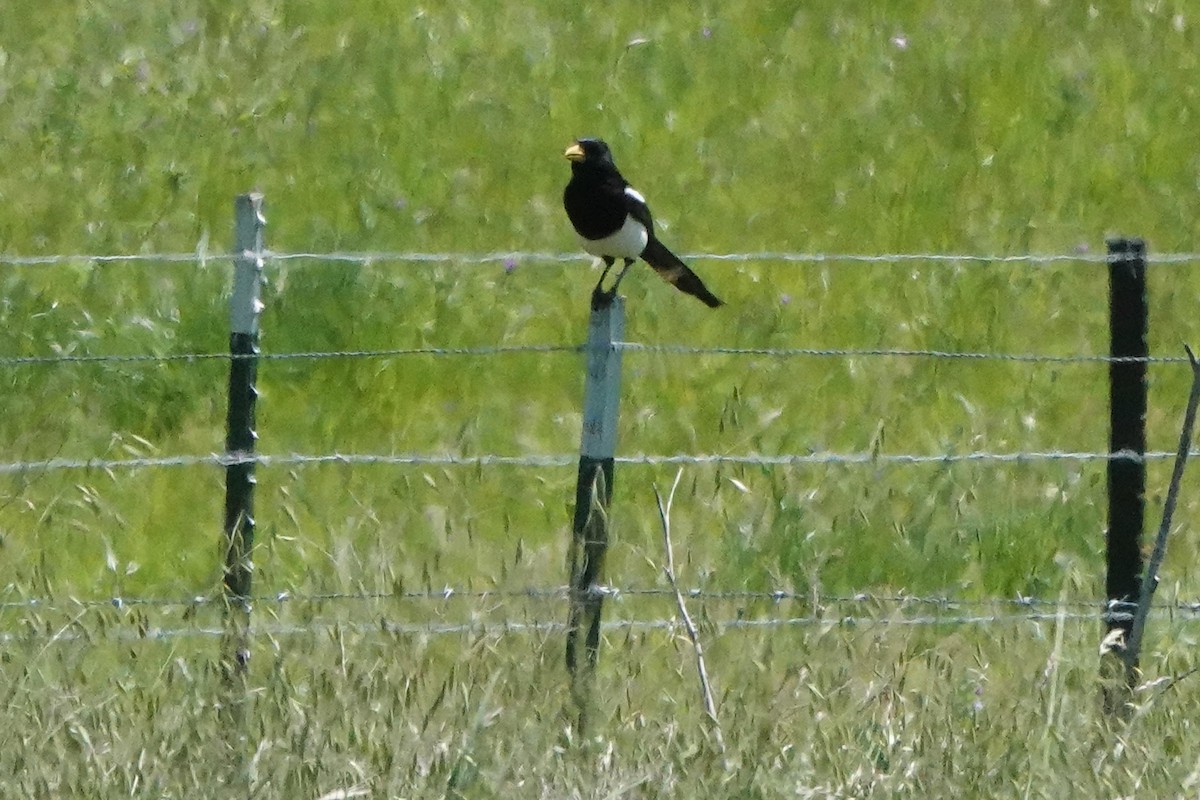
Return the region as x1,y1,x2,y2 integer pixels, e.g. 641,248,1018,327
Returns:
579,216,648,260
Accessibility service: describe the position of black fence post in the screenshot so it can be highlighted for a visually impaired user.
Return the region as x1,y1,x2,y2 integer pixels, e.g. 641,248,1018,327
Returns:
566,296,624,735
1103,236,1148,703
222,193,266,677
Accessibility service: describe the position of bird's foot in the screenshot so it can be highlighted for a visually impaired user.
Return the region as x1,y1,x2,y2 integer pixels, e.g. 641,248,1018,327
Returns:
590,284,616,311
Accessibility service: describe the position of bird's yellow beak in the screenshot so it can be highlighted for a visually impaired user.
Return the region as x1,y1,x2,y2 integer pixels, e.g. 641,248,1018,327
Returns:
564,142,585,161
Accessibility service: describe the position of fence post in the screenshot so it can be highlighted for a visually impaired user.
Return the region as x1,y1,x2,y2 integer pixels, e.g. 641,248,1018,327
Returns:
566,296,624,734
222,192,266,677
1102,236,1147,707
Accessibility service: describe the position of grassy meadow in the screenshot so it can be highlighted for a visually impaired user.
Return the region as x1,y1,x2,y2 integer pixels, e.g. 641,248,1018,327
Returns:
2,1,1200,796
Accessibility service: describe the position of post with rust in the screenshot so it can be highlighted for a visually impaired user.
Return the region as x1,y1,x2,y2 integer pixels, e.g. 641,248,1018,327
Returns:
222,193,265,679
566,297,624,734
1102,237,1147,711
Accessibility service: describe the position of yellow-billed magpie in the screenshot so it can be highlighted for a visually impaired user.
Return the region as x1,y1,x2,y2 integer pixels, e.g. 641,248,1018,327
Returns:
563,138,723,309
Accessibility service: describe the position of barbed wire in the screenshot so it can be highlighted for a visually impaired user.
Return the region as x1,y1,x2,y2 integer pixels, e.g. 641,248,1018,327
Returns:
0,253,205,266
616,343,1192,364
0,448,1192,475
0,343,582,367
8,585,1195,645
0,586,1167,614
2,249,1198,269
1,342,1192,368
8,604,1200,647
262,251,1166,266
0,451,569,474
619,450,1192,466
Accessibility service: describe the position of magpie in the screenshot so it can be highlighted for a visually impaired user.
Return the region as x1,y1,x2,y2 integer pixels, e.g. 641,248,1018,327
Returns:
563,138,723,309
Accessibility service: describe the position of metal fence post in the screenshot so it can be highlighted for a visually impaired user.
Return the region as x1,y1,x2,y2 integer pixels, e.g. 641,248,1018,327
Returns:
223,192,265,677
566,297,624,734
1102,236,1147,708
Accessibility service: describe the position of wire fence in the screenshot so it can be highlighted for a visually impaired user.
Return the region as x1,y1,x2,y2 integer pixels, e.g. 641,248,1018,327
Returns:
2,246,1195,650
6,585,1200,646
0,612,1125,647
1,342,1195,368
2,249,1200,268
0,448,1197,475
3,585,1193,647
6,249,1185,480
0,343,583,367
0,586,1171,612
3,249,1195,372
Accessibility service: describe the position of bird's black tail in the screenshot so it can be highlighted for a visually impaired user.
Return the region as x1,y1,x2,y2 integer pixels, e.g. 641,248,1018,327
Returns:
642,238,724,308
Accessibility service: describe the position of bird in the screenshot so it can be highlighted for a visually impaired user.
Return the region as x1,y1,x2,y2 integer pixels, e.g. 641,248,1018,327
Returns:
562,138,723,309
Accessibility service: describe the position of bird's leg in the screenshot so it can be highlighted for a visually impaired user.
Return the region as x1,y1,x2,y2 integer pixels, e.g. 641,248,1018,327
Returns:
592,257,617,309
595,257,615,287
608,259,636,295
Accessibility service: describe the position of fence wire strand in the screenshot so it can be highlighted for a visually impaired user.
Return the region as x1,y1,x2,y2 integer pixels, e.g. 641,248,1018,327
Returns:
0,343,582,367
0,448,1195,475
1,343,1192,368
6,607,1200,647
0,586,1166,613
3,250,1199,269
0,616,1065,646
616,343,1192,364
6,586,1195,644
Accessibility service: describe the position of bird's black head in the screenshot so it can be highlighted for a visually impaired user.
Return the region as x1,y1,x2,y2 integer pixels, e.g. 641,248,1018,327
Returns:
564,138,616,170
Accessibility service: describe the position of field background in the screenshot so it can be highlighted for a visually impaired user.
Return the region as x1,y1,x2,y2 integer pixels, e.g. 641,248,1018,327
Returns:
2,1,1200,797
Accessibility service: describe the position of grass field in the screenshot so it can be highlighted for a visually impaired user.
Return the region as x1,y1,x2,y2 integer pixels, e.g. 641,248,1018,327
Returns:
3,1,1200,796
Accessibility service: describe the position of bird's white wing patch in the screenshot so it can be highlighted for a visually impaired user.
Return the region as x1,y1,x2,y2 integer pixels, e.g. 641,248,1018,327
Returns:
624,186,647,205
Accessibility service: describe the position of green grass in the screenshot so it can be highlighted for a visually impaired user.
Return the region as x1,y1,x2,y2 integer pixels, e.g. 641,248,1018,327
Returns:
2,1,1200,795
